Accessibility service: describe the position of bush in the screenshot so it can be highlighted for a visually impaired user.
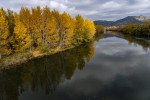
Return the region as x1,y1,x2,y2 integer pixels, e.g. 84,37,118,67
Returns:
95,25,104,34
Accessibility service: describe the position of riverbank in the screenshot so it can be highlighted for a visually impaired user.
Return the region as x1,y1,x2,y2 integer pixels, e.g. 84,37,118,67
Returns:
0,46,75,70
106,21,150,39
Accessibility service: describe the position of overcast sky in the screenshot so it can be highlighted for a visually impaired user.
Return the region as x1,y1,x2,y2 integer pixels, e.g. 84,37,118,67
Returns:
0,0,150,21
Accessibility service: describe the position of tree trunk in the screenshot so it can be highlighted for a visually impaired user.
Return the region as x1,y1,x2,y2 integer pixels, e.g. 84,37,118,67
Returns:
29,29,33,52
0,53,1,59
59,28,65,48
41,30,45,46
47,42,51,50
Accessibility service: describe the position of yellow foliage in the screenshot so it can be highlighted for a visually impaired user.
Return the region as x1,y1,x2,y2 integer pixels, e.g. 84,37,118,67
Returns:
74,15,96,44
0,6,99,55
31,6,42,45
60,12,75,47
46,15,59,48
0,9,11,55
13,13,30,52
84,18,96,41
74,14,85,44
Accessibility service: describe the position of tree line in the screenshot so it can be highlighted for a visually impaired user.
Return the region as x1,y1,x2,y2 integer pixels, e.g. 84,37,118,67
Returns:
0,6,96,56
109,20,150,37
95,25,104,34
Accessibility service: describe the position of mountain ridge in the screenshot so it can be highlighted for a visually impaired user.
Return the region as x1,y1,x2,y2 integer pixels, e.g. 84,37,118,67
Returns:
94,15,150,27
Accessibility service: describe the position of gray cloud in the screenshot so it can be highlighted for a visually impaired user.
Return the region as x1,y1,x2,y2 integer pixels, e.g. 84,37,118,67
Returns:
0,0,150,21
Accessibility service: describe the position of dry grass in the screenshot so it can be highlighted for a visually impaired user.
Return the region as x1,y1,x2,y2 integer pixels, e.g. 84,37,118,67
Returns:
0,46,75,69
0,52,32,68
32,50,41,57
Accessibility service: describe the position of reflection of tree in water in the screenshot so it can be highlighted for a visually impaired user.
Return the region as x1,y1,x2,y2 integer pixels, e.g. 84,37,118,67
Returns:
95,33,104,42
124,35,150,52
104,31,150,52
0,41,95,100
113,32,150,52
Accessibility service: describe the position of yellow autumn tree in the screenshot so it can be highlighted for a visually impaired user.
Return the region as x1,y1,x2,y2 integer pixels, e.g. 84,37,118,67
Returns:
60,12,75,47
6,9,15,36
13,13,30,52
0,6,98,55
41,6,51,47
84,18,96,41
51,10,61,47
73,14,85,45
31,6,42,47
0,9,11,55
20,7,33,51
95,25,104,34
45,15,59,49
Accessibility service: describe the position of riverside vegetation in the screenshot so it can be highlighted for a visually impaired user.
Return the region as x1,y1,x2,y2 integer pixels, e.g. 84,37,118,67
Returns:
0,6,104,68
107,20,150,38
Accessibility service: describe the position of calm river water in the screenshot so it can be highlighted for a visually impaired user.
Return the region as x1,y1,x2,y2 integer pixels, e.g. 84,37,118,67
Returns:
0,31,150,100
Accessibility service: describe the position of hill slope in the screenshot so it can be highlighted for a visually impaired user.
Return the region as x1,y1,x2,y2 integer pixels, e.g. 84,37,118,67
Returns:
94,16,150,27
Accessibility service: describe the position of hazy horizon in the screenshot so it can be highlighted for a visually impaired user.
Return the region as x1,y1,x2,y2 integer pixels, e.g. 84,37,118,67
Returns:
0,0,150,21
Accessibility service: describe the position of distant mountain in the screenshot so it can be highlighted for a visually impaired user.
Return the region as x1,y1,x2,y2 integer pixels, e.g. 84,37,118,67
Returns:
135,16,150,22
94,16,150,27
94,20,114,27
114,16,142,26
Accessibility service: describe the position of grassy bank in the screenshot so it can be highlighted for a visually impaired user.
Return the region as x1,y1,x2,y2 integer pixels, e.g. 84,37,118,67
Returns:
0,32,105,70
0,46,75,69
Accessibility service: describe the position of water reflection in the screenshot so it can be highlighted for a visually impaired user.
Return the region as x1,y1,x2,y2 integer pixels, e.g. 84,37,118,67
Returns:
0,31,150,100
124,35,150,52
104,31,150,52
0,42,95,100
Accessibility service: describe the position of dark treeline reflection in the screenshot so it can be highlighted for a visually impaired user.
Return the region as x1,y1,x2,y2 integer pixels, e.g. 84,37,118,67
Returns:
105,31,150,51
124,35,150,52
0,41,95,100
1,31,150,100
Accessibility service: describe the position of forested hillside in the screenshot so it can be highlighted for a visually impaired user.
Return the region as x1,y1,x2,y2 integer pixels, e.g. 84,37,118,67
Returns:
94,16,150,26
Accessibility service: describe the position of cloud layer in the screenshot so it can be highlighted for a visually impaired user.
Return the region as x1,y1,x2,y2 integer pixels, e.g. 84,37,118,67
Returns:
0,0,150,20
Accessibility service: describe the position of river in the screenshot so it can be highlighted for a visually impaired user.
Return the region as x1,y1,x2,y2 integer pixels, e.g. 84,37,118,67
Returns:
0,31,150,100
